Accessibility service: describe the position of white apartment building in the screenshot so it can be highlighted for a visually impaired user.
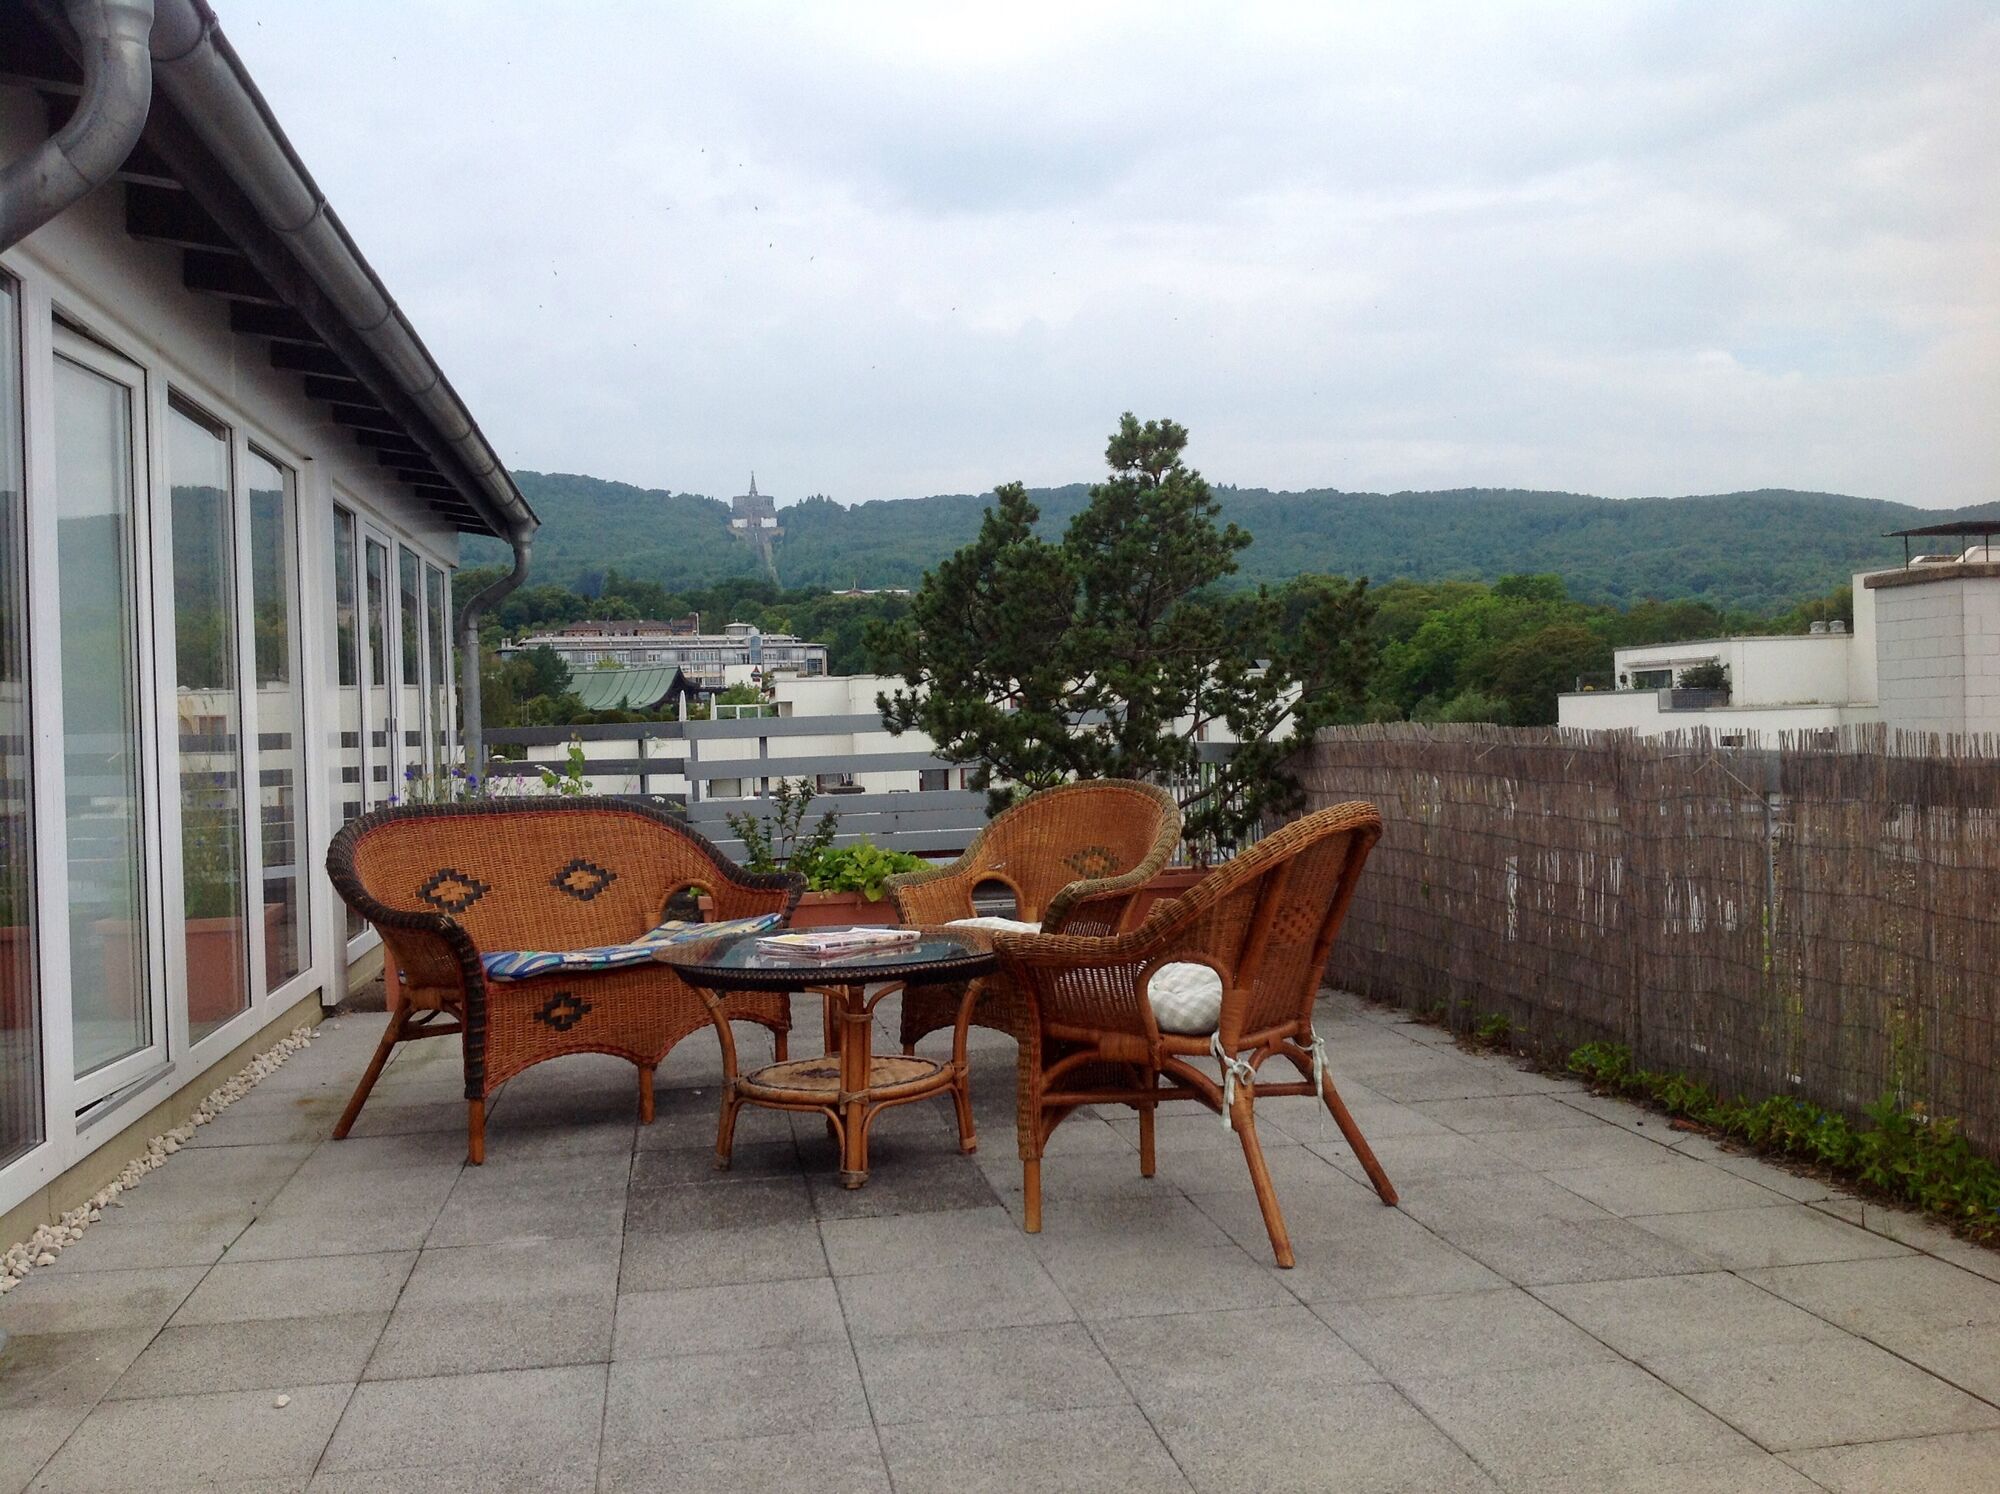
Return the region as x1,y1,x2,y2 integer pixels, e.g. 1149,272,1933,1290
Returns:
1560,533,2000,743
503,619,829,687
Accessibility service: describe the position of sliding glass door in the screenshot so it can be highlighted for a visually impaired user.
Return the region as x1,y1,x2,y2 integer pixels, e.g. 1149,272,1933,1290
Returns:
249,450,309,987
0,280,36,1166
53,334,161,1097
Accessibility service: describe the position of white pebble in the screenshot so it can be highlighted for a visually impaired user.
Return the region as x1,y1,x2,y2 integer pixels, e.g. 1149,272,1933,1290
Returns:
273,1394,291,1409
34,1252,56,1266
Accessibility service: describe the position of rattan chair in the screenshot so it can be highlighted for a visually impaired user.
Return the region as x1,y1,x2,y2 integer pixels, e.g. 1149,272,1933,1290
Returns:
326,797,803,1163
993,801,1394,1266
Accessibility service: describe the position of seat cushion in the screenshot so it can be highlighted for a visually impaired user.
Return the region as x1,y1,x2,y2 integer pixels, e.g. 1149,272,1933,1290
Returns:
1148,962,1224,1034
946,916,1042,934
480,912,783,983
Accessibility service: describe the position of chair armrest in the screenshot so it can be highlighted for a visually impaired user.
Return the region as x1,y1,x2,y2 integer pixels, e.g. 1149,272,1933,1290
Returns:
886,863,978,926
1042,862,1167,937
707,870,807,923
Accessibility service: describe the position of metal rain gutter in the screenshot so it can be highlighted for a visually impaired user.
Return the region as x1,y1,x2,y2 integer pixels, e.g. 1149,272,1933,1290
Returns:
0,0,155,252
145,0,537,547
458,536,534,781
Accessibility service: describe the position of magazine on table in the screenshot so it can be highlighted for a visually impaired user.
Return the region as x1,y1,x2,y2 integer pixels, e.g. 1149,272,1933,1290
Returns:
755,927,924,960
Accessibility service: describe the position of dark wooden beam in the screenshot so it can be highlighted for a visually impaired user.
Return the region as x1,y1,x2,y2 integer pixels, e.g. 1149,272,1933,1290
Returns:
395,468,446,487
382,450,439,475
125,185,235,253
353,429,426,458
269,344,353,378
302,374,371,403
183,250,282,303
328,402,403,434
228,303,324,345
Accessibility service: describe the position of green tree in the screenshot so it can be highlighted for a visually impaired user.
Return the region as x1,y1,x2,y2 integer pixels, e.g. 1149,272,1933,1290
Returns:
874,414,1376,848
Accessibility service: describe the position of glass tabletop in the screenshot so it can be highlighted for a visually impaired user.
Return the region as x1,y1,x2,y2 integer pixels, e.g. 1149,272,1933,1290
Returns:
654,926,998,988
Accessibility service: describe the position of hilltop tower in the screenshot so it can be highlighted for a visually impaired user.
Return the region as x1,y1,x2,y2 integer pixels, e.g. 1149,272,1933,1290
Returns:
728,473,783,583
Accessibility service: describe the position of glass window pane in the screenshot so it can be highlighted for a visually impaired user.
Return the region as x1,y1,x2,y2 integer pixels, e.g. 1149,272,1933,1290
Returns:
55,354,150,1077
398,545,424,780
168,397,249,1042
425,564,449,784
332,507,364,937
363,537,392,809
0,281,36,1165
249,449,308,987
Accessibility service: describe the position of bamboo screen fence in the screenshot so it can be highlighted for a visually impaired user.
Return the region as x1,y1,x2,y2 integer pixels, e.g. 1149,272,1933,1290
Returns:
1300,723,2000,1153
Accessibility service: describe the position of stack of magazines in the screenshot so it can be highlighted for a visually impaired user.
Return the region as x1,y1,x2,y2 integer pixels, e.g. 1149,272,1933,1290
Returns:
755,927,924,961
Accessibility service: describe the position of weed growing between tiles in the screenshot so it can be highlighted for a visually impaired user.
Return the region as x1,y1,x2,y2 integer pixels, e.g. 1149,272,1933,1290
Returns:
1568,1041,2000,1245
0,1025,319,1293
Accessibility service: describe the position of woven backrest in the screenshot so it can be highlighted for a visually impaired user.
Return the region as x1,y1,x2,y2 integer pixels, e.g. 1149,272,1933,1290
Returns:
960,779,1181,921
1149,801,1382,1041
331,798,752,953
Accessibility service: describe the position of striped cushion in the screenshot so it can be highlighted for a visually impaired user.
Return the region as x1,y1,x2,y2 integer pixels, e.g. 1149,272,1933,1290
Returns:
480,913,783,983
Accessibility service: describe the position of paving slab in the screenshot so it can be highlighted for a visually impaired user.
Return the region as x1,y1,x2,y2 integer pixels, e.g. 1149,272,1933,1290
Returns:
1784,1428,2000,1493
31,1382,352,1492
837,1255,1075,1338
855,1322,1130,1426
1320,1285,1619,1379
317,1364,606,1478
878,1406,1191,1494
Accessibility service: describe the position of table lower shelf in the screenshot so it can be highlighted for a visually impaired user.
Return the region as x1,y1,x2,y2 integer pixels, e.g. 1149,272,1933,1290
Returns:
740,1052,950,1104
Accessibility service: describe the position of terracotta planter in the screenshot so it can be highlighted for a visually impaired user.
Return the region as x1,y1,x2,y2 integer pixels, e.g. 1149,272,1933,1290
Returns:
0,925,28,1032
1121,865,1207,928
99,901,284,1028
782,889,905,930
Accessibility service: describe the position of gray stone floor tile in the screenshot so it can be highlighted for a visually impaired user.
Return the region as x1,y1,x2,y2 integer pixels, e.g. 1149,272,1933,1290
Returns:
1038,1240,1294,1320
1308,1129,1531,1184
1741,1254,2000,1339
1321,1286,1618,1379
601,1341,871,1445
879,1405,1191,1493
424,1183,629,1247
1188,1192,1508,1301
337,1095,469,1138
838,1255,1075,1338
223,1199,444,1260
1707,1153,1843,1202
37,1209,253,1274
309,1468,598,1494
1634,1204,1914,1270
30,1382,351,1492
1527,1452,1827,1492
366,1295,615,1379
613,1276,847,1360
1020,1194,1232,1253
1394,1170,1613,1232
106,1311,386,1399
624,1175,814,1235
1645,1337,2000,1451
1783,1429,2000,1493
1493,1124,1679,1172
820,1204,1032,1277
1544,1157,1794,1217
170,1252,415,1326
600,1426,890,1494
1150,1137,1351,1196
0,1399,95,1494
0,1266,204,1337
1416,1094,1606,1134
1535,1272,1845,1361
318,1363,605,1476
1149,1380,1500,1493
1870,1322,2000,1403
1399,1360,1756,1482
809,1154,1000,1219
856,1321,1130,1426
1445,1213,1714,1287
618,1221,828,1293
984,1151,1166,1204
630,1140,796,1188
1091,1303,1379,1405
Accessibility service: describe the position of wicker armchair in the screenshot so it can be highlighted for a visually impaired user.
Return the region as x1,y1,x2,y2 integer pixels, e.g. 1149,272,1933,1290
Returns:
993,801,1393,1267
326,797,803,1163
885,780,1181,1155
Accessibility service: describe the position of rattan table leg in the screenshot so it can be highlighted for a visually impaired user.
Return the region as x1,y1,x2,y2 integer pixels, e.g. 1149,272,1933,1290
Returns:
837,983,871,1187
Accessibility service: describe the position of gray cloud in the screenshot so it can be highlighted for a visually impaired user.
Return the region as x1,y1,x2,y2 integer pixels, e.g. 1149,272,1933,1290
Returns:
225,0,1998,508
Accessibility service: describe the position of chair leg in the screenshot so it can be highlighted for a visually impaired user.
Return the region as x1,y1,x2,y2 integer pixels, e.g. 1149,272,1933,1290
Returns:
637,1063,656,1125
1321,1071,1398,1206
1232,1092,1294,1268
773,1026,788,1063
331,1007,408,1141
1023,1157,1042,1234
466,1098,486,1166
1137,1093,1157,1178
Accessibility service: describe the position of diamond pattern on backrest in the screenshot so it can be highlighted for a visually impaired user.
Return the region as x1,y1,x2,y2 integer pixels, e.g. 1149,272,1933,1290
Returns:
417,867,491,914
550,857,619,902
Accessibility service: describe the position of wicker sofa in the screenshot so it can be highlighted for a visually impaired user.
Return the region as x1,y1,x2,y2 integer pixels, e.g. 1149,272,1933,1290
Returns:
326,796,803,1162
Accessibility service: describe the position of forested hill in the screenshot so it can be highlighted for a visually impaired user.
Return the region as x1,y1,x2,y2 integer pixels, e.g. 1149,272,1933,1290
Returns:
472,470,2000,613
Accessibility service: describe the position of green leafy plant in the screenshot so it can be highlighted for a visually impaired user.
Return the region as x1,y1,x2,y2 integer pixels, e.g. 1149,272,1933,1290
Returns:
728,778,840,878
536,741,594,797
1566,1043,2000,1242
1472,1012,1513,1047
809,839,927,901
180,798,243,921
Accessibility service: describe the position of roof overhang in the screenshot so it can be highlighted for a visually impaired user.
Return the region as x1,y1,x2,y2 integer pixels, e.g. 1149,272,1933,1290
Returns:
0,0,536,542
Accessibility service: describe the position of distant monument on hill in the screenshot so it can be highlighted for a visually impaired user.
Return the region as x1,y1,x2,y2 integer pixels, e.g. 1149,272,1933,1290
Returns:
728,473,783,582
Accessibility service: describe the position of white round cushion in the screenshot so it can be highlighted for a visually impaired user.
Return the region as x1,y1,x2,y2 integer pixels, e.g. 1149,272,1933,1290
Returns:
946,916,1043,934
1148,963,1224,1035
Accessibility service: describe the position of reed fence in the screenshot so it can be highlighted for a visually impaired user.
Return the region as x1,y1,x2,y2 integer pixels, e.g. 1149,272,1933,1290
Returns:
1300,723,2000,1153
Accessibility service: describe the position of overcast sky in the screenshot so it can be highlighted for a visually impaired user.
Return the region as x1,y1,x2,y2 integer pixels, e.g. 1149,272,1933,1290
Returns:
225,1,1998,509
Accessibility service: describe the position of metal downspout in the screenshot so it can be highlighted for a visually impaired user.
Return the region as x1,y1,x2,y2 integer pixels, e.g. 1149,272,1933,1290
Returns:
458,537,532,785
0,0,156,252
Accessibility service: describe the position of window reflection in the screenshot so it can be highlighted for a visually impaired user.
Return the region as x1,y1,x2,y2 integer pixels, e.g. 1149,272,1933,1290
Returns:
0,281,36,1164
248,449,308,987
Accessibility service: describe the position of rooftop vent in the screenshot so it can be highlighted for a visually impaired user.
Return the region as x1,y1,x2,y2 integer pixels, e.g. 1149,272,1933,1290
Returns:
1829,620,1847,634
1809,621,1828,635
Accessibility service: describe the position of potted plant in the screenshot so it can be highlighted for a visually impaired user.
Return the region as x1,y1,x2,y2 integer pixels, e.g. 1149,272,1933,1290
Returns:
725,780,927,927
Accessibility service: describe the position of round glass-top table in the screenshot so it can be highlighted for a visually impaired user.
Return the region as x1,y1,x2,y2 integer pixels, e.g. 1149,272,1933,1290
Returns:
656,927,997,1187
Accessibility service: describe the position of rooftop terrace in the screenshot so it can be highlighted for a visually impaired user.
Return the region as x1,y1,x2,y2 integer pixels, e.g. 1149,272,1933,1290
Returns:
4,989,1998,1492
